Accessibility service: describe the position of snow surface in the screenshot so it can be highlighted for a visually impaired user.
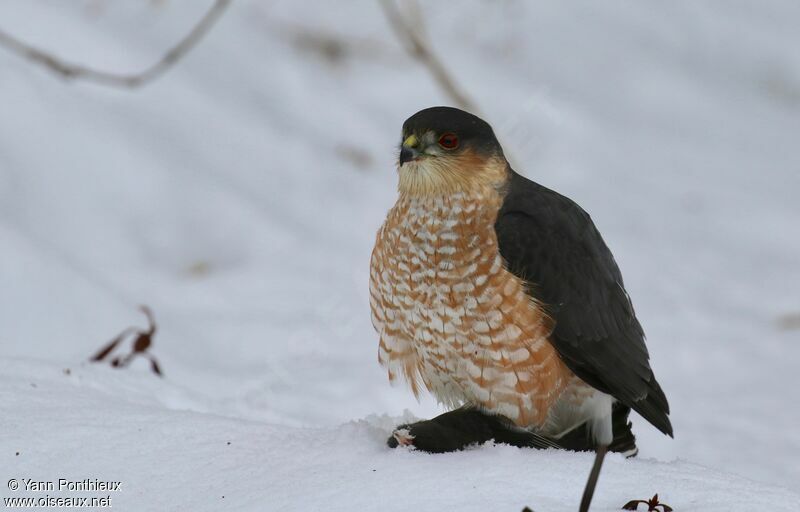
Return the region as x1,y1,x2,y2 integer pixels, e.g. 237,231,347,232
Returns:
1,1,799,510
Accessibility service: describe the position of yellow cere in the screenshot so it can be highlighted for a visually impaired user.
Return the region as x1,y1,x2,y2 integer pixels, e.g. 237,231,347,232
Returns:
403,134,418,148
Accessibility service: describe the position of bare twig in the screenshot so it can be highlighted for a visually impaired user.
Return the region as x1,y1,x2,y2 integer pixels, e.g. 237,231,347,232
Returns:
0,0,231,89
623,494,673,512
380,0,478,113
91,305,163,377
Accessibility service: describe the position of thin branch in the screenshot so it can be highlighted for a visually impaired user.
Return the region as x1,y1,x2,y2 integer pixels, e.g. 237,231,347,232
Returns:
380,0,478,114
0,0,232,89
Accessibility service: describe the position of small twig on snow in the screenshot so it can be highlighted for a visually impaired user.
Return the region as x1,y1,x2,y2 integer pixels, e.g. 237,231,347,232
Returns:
622,493,673,512
91,305,163,376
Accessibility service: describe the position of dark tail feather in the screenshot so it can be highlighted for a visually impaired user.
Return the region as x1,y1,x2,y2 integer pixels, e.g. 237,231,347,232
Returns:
556,403,638,456
631,376,673,438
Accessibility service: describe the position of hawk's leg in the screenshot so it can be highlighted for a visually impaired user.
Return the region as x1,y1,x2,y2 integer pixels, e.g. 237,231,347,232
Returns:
579,444,608,512
387,407,558,453
557,403,638,456
579,408,614,512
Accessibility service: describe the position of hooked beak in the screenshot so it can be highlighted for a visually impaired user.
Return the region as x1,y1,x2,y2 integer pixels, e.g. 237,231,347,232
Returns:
399,146,420,165
399,134,422,165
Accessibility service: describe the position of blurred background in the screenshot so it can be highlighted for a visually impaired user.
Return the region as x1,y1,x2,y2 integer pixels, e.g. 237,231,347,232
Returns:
1,0,798,496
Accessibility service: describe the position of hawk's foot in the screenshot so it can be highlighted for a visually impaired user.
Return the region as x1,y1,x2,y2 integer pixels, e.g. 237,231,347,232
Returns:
387,428,415,448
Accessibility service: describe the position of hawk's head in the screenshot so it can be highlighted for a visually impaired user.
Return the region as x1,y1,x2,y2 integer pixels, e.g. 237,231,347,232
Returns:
397,106,508,196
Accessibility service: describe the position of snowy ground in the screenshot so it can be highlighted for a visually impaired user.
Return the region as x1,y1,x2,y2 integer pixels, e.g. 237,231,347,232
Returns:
1,1,799,510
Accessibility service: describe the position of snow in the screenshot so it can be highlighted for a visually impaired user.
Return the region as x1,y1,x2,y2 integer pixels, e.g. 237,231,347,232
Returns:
5,361,799,512
1,1,799,510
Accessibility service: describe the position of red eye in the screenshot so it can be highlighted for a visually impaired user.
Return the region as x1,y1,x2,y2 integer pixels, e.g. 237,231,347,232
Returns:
438,133,459,150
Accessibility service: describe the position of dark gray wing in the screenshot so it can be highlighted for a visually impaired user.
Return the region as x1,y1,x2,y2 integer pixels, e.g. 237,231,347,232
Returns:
495,170,672,436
